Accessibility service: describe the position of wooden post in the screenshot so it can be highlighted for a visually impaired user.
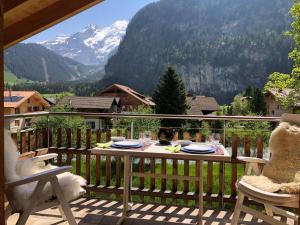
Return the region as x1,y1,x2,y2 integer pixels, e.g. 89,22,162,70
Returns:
0,1,4,223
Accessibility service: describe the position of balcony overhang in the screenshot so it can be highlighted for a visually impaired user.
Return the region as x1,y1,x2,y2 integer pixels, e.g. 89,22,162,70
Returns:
3,0,104,49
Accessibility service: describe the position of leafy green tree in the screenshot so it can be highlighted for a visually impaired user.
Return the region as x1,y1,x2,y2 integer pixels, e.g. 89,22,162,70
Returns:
112,105,160,138
250,88,267,115
34,105,87,147
153,67,188,127
231,94,251,116
265,2,300,109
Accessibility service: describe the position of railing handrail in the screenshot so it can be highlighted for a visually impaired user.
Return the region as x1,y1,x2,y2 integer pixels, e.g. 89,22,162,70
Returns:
4,111,280,122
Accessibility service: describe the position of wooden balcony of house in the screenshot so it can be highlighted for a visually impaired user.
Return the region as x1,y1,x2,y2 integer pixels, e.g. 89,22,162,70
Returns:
6,112,298,225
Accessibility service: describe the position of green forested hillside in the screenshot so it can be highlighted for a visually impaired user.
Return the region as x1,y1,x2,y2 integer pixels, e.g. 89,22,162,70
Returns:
102,0,293,103
4,43,101,82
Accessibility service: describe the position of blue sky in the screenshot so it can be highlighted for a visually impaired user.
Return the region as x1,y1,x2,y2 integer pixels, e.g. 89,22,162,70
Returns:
25,0,158,43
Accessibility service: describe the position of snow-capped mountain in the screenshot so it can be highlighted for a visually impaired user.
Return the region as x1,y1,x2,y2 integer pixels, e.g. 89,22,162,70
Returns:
39,20,128,66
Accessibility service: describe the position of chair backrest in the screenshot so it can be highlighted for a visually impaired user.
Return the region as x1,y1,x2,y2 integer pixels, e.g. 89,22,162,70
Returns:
280,113,300,126
262,113,300,183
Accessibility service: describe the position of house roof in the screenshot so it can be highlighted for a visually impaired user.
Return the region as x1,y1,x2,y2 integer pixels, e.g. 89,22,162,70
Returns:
4,91,50,108
57,96,120,109
266,88,300,107
187,96,220,115
99,84,156,106
4,0,104,48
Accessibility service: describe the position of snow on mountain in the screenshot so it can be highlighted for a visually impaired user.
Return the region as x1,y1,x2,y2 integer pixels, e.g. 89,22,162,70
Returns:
39,20,128,66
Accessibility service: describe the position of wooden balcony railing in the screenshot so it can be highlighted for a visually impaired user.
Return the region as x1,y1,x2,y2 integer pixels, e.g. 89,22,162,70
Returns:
5,112,280,208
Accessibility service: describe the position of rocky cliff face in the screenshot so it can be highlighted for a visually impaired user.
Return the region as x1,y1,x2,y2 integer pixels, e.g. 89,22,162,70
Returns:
102,0,293,103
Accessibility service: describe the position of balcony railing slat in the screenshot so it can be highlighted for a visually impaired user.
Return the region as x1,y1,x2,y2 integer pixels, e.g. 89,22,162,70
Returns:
20,131,26,154
42,128,48,148
206,161,213,207
66,128,73,165
76,129,81,149
257,136,264,159
244,136,251,157
35,128,41,149
231,135,238,197
95,155,101,186
105,155,111,187
28,130,34,151
172,159,178,201
161,158,167,203
183,159,189,205
139,157,145,202
218,162,225,209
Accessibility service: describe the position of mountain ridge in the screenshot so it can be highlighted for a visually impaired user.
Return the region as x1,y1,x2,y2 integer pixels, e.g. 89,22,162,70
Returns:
4,43,102,82
102,0,293,103
39,20,128,67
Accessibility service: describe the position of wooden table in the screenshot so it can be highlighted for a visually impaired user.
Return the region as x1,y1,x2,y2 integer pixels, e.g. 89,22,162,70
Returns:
92,142,231,225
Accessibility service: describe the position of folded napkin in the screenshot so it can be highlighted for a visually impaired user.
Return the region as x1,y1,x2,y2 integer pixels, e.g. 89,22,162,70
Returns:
165,145,181,153
96,142,112,148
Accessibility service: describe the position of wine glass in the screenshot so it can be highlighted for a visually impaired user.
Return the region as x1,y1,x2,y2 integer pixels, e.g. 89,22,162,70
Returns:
213,133,221,145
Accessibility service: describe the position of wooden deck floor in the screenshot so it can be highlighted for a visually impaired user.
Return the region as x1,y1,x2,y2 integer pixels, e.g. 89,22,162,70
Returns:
7,198,295,225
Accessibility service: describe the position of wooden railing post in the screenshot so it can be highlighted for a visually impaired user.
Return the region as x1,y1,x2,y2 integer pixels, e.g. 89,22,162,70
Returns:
56,128,62,166
42,127,48,147
139,157,145,202
172,159,178,204
95,129,102,187
20,131,26,154
66,128,72,165
256,136,264,159
231,135,238,198
76,129,82,175
86,129,91,187
35,129,40,149
183,159,190,204
244,136,251,157
161,158,167,203
150,158,156,202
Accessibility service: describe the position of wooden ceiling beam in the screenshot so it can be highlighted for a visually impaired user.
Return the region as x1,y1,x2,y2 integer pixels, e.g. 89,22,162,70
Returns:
4,0,103,49
4,0,28,13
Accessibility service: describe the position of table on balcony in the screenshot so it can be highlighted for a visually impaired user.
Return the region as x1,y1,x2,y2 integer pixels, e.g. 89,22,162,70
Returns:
92,142,231,225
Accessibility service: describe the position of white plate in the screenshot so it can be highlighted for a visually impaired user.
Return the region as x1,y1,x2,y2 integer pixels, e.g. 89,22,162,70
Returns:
183,144,213,152
114,140,141,147
111,136,126,142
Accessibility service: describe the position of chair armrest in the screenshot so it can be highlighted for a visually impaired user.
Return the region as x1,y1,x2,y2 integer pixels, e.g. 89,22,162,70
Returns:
237,156,268,164
31,153,58,163
5,166,71,188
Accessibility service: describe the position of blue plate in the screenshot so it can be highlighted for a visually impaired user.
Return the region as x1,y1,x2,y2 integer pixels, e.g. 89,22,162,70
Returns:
181,148,215,154
111,143,143,149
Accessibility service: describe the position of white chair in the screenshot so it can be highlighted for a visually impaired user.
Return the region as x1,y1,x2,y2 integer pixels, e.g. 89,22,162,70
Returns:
232,114,300,225
5,130,86,225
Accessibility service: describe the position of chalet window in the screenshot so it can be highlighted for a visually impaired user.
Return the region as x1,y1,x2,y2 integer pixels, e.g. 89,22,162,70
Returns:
277,105,280,110
86,121,95,129
15,120,20,126
15,108,20,114
27,106,32,112
33,106,40,111
25,118,31,127
27,99,30,103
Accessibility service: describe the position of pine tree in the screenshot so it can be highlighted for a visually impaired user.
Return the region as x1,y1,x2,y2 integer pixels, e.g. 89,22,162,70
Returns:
153,67,188,127
250,88,267,115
